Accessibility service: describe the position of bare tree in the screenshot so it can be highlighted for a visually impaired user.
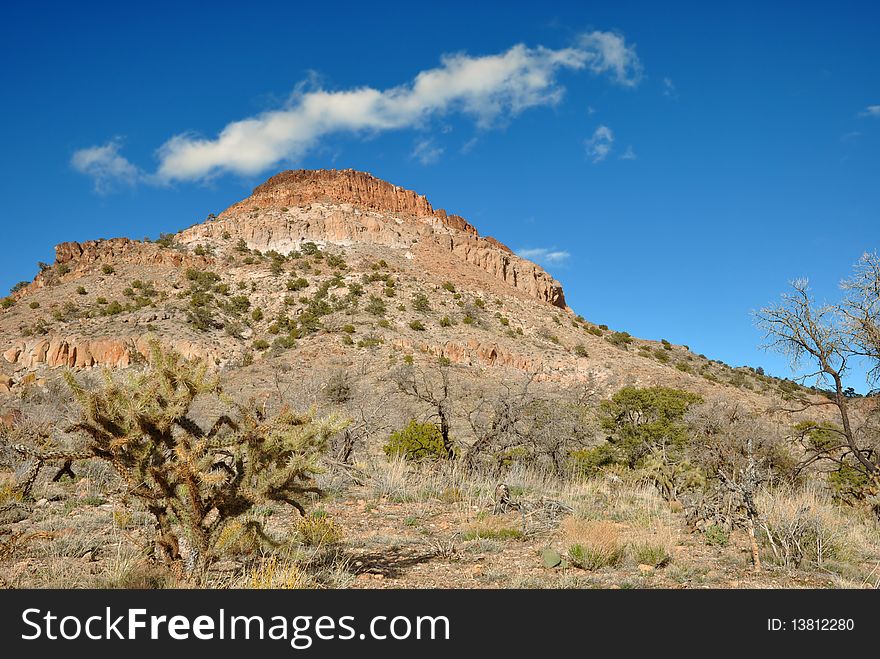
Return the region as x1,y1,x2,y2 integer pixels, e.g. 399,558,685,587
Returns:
391,361,456,458
755,272,880,513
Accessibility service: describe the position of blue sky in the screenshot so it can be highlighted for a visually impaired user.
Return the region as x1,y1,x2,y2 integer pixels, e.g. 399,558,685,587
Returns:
1,1,878,390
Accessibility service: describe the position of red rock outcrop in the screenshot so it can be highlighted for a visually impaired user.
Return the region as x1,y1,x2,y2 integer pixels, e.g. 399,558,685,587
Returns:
2,335,222,370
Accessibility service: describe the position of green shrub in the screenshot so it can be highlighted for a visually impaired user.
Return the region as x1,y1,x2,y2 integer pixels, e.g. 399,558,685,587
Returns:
587,326,603,336
607,331,633,347
252,308,264,322
439,316,453,327
366,295,386,316
411,292,431,312
287,277,309,291
409,320,426,331
631,542,672,568
441,281,456,293
570,443,618,476
704,524,729,547
57,263,70,275
253,339,270,350
599,386,702,468
384,420,447,461
574,344,588,358
28,301,40,309
101,264,115,275
653,348,670,363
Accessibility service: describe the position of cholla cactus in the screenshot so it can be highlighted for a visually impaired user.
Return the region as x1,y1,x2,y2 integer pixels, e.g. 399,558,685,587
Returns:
63,342,347,575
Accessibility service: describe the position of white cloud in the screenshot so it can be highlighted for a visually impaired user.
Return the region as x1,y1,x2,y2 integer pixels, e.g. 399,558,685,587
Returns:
412,138,444,164
585,124,614,163
619,145,637,160
70,139,140,193
577,31,642,87
517,247,571,266
858,105,880,117
662,77,678,99
72,32,642,188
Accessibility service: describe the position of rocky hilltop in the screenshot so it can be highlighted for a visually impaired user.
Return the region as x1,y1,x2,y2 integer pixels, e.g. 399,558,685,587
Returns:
180,169,565,308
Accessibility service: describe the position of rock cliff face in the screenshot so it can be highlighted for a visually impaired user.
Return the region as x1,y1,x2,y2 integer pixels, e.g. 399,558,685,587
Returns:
181,169,566,308
2,335,222,370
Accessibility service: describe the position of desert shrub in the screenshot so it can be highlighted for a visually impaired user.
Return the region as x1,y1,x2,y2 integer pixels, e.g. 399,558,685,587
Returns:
0,297,15,309
439,316,453,327
365,295,386,316
324,372,352,403
300,242,319,256
101,264,115,274
325,254,346,269
653,348,670,363
599,386,703,469
287,277,309,292
632,543,672,567
185,268,221,290
384,420,448,461
574,344,588,358
704,524,729,547
409,320,426,331
28,301,39,309
607,331,633,347
587,326,603,336
251,308,264,322
10,281,29,294
272,335,296,350
441,281,456,293
570,443,618,477
252,339,269,350
55,344,346,575
661,339,673,350
156,233,176,248
411,292,431,312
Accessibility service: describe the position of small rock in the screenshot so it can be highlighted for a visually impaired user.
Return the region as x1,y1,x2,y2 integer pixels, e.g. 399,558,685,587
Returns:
638,564,655,574
35,498,49,508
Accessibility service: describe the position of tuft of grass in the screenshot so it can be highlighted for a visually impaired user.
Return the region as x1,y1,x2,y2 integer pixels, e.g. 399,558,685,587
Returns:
296,511,342,547
561,519,624,569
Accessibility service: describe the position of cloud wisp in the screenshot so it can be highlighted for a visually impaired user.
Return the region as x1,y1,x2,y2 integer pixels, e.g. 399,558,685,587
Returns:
858,105,880,118
585,124,614,163
70,139,141,193
517,247,571,267
72,31,642,190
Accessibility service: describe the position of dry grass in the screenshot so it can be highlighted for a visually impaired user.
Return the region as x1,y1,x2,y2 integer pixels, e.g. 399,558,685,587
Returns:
756,484,879,579
561,518,624,569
